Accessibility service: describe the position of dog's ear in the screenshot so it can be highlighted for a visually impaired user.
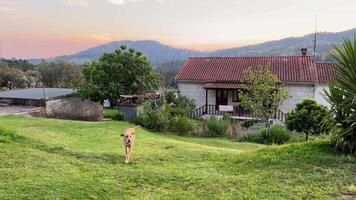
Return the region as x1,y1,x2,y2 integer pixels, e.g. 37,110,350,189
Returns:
120,133,124,137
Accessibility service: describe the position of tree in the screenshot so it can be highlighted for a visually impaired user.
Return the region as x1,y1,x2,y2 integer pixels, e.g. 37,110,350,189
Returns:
324,34,356,155
0,62,26,89
286,99,330,141
37,61,81,88
239,65,289,135
77,46,160,104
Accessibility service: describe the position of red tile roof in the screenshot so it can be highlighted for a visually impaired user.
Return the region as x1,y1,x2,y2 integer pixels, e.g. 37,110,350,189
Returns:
204,82,242,89
316,62,336,84
176,56,319,83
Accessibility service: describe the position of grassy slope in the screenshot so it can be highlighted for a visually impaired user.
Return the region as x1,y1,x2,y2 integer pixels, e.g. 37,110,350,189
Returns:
0,116,355,200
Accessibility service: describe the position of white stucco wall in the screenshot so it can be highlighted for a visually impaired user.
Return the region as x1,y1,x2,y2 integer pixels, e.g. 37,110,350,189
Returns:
178,81,331,113
278,83,315,114
178,81,215,108
315,84,330,108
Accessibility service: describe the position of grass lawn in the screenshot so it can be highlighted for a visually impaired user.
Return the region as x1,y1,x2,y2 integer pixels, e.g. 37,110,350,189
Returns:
0,116,355,199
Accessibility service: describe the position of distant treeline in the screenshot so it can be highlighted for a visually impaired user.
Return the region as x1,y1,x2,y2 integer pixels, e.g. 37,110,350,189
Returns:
0,58,82,90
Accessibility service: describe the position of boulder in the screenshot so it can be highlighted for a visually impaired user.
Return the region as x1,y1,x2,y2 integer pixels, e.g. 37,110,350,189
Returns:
46,97,103,121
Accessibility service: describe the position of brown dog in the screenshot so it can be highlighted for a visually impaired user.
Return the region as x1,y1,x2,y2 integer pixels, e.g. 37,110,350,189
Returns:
121,127,138,163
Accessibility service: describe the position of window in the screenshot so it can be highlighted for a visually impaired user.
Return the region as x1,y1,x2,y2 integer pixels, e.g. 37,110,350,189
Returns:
232,90,239,102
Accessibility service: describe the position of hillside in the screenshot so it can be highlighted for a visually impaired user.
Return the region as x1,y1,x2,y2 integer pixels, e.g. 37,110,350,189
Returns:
29,28,356,65
0,116,355,199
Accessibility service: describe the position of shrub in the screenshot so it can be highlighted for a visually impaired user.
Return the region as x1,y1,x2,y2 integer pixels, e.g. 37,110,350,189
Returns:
206,117,230,137
260,125,292,144
237,132,263,144
170,116,194,134
286,99,330,141
241,120,259,128
0,127,17,143
134,102,169,131
166,91,196,113
325,34,356,155
237,125,291,145
167,107,188,117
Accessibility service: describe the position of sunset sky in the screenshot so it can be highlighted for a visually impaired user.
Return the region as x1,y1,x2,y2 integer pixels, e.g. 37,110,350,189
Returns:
0,0,355,59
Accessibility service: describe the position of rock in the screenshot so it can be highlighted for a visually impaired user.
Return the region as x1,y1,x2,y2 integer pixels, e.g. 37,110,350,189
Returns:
46,97,103,121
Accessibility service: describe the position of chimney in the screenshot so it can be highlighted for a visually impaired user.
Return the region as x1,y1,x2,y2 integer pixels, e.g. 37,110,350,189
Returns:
301,48,307,56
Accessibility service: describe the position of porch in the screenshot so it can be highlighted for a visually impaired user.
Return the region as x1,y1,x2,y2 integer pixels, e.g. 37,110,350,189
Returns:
188,82,286,123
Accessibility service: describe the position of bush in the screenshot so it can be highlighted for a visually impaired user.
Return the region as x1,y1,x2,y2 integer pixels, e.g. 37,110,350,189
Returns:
237,125,291,145
167,107,188,117
134,102,169,131
286,99,330,141
206,117,230,137
241,120,259,128
237,132,264,144
260,125,292,144
166,91,196,113
0,127,17,143
170,116,194,134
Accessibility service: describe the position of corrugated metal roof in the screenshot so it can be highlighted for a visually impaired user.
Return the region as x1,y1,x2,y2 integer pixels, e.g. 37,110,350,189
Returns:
176,56,318,83
0,88,75,100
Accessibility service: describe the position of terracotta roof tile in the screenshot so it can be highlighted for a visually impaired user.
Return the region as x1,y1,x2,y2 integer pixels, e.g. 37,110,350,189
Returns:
316,62,336,84
176,56,318,83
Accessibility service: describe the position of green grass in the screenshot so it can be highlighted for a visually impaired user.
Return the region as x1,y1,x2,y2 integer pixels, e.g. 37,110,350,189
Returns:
103,108,119,119
0,115,355,199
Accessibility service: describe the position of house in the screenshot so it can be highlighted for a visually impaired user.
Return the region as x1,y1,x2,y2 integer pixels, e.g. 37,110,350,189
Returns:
175,53,335,122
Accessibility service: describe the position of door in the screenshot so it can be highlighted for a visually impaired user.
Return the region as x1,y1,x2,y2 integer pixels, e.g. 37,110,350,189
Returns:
216,89,228,110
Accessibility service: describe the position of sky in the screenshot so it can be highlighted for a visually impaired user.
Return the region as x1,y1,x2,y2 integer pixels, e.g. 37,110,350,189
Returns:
0,0,356,59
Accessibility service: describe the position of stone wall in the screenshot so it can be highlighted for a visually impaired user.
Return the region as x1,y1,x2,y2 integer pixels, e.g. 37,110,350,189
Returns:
46,97,103,121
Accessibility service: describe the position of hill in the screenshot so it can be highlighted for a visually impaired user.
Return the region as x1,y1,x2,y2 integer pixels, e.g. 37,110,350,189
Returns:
0,115,355,199
28,28,356,65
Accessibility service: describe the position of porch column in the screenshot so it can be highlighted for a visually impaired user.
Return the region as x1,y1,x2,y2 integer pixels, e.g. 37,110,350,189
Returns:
205,89,208,114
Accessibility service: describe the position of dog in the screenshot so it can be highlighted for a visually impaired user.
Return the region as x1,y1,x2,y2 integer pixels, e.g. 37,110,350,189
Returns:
121,127,139,164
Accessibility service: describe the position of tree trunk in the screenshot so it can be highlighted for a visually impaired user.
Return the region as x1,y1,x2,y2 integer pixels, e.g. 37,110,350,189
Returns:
305,133,309,141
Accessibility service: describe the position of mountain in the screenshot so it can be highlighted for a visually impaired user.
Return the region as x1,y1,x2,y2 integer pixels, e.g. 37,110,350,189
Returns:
209,28,356,61
54,40,206,65
29,28,356,65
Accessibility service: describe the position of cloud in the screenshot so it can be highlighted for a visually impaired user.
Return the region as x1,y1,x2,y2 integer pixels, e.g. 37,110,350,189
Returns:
106,0,167,5
64,0,88,7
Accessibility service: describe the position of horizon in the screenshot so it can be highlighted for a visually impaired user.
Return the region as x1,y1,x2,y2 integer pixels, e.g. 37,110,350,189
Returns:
1,0,356,59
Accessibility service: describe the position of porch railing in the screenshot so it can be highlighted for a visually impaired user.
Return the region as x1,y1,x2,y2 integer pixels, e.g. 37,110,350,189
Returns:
189,105,253,119
189,104,287,124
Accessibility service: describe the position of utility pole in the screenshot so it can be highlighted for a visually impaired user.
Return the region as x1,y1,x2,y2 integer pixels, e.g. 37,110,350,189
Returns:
313,15,318,59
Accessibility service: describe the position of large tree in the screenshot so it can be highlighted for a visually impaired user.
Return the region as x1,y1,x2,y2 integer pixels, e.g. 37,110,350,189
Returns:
239,65,289,134
77,46,160,104
325,34,356,155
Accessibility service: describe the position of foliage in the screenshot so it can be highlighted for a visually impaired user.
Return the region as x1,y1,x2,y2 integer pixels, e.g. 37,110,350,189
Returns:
0,126,17,143
135,101,169,131
103,109,124,121
170,116,194,134
324,34,356,155
0,116,355,199
205,117,230,137
77,46,160,104
37,61,81,88
241,120,259,128
167,107,188,118
166,91,196,114
238,125,291,145
239,65,289,134
0,58,35,71
286,99,331,141
260,125,292,144
0,62,26,89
